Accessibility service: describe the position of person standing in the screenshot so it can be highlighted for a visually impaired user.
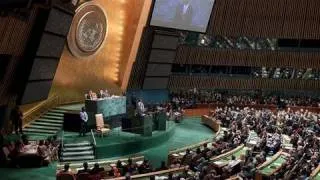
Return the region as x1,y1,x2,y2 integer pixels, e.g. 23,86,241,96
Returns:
11,106,23,134
137,99,145,116
174,0,194,26
79,107,88,136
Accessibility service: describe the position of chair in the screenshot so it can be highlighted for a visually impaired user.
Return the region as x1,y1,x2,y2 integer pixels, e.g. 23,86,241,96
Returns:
77,173,90,180
95,114,110,137
56,173,75,180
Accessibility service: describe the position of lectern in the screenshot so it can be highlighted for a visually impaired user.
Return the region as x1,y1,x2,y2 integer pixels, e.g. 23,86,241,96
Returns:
85,96,126,127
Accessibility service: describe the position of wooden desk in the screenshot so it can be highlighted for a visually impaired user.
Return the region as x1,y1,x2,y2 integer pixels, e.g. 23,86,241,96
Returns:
310,164,320,180
201,115,220,132
255,151,289,180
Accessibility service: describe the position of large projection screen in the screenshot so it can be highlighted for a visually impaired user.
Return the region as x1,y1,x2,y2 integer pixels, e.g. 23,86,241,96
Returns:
150,0,215,32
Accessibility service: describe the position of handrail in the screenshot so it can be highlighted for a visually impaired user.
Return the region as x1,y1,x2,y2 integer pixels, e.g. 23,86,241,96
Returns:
23,94,59,118
91,129,96,147
22,94,84,127
23,94,60,126
61,130,64,150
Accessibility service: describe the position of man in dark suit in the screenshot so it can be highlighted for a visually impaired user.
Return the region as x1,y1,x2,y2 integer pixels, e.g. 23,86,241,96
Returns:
174,0,193,26
77,162,90,174
10,106,23,134
90,163,104,174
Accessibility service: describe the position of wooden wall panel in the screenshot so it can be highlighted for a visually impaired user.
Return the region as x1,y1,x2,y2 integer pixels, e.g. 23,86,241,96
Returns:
174,45,320,69
168,76,320,91
0,8,39,106
208,0,320,39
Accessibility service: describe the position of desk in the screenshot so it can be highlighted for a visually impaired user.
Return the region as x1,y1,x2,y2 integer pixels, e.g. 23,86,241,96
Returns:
85,96,126,126
256,151,289,180
211,145,247,174
310,164,320,180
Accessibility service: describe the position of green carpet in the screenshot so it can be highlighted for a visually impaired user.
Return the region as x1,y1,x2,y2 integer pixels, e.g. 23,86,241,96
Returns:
0,117,214,179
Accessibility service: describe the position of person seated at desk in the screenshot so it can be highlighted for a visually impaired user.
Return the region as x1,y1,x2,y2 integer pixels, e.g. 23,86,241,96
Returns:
57,164,75,180
98,90,106,99
124,158,138,175
90,163,104,175
105,89,110,97
86,90,96,100
138,159,152,174
77,162,90,174
182,149,193,165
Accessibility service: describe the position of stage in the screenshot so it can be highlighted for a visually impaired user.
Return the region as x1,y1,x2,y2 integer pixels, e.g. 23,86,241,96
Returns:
59,114,215,166
62,121,176,158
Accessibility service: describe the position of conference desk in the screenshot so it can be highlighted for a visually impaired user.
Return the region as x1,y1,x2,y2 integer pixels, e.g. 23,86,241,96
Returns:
201,115,221,132
310,164,320,180
85,96,126,127
211,145,248,174
256,151,289,180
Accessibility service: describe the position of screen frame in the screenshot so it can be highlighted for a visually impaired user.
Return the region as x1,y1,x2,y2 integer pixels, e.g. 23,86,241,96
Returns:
148,0,215,33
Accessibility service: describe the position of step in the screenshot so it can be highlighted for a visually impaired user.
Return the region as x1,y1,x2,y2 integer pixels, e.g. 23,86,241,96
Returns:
23,132,51,138
23,128,57,134
42,115,64,120
31,122,63,127
36,118,63,124
25,125,61,131
46,112,64,117
62,151,94,156
64,142,91,147
61,155,95,162
50,109,68,113
63,146,93,152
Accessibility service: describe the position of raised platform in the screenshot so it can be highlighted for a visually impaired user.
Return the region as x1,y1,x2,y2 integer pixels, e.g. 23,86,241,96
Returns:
61,116,215,162
63,121,176,159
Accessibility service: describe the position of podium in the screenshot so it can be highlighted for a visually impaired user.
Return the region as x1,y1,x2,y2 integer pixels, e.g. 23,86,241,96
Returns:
142,114,153,136
122,113,153,137
85,96,126,127
153,111,167,131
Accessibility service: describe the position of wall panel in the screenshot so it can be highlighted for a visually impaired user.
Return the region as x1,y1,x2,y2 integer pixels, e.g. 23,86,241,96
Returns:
174,45,320,69
168,75,320,91
207,0,320,39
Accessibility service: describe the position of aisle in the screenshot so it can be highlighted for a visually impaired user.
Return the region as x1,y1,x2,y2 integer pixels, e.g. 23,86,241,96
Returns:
142,117,214,167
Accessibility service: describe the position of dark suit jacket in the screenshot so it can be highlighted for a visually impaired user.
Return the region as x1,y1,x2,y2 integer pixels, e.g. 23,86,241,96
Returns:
98,93,105,99
90,167,104,174
77,169,90,174
174,3,193,26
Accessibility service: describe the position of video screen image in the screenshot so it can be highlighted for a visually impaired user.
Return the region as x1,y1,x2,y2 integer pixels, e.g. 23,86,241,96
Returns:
150,0,216,32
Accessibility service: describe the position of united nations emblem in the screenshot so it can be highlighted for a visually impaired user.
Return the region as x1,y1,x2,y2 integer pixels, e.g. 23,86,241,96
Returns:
68,2,107,58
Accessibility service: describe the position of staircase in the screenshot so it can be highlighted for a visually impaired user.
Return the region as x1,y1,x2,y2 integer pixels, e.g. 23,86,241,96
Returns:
60,141,95,162
23,108,67,138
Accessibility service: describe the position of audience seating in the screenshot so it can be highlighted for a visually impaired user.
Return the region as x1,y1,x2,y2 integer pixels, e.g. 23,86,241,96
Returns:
56,173,75,180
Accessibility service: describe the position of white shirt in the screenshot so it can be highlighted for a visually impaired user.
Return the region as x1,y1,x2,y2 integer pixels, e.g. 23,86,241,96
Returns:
183,4,190,14
137,101,145,114
80,111,88,122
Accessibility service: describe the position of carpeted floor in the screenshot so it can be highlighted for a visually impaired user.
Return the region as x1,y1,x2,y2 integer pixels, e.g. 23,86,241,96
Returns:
0,117,214,180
